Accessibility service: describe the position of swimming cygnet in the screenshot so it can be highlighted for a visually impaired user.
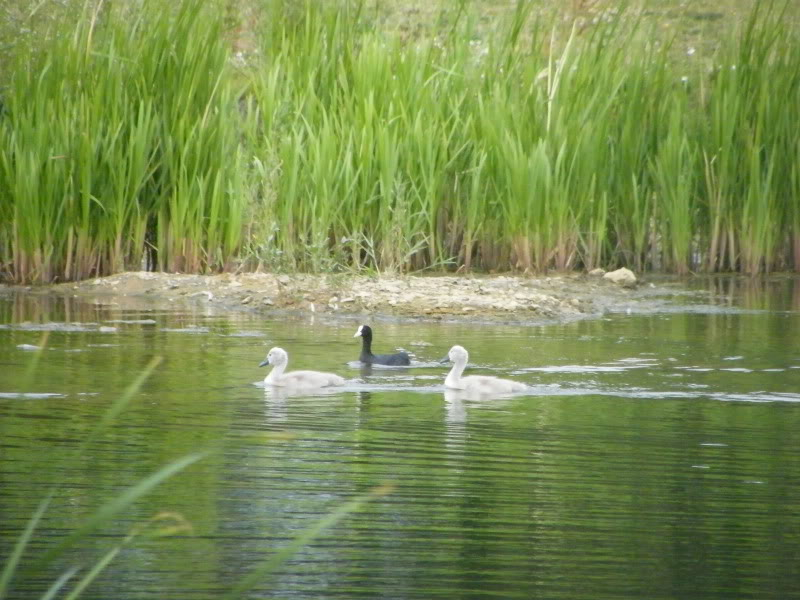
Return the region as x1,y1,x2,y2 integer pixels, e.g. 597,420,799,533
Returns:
353,325,411,366
444,345,526,394
259,347,345,388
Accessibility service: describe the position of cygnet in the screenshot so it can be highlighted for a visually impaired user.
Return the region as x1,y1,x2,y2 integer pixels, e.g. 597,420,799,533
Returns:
444,345,526,394
259,347,345,388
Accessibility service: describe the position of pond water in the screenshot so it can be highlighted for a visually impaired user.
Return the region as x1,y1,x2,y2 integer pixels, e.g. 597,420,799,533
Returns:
1,277,799,600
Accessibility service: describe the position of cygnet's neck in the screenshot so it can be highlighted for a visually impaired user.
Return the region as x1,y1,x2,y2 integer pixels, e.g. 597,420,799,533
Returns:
445,357,467,389
265,361,286,384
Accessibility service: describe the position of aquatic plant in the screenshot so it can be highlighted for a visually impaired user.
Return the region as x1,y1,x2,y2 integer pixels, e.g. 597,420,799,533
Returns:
1,0,799,281
1,343,390,599
0,0,245,283
0,353,208,599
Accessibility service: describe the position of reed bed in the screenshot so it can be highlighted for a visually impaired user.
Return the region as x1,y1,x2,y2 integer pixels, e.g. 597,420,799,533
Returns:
1,0,798,282
0,0,245,283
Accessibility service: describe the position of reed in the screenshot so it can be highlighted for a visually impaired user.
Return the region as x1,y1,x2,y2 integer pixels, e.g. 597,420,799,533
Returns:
2,0,799,280
698,3,800,273
142,1,246,273
0,0,245,283
650,104,697,275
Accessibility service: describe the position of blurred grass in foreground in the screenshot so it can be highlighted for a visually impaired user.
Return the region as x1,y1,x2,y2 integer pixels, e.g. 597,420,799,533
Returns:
0,344,391,599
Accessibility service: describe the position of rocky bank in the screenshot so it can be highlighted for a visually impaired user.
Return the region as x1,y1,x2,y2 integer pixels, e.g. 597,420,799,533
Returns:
1,267,679,324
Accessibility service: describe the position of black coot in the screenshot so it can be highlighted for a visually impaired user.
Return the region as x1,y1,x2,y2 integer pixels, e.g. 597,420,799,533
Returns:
353,325,411,366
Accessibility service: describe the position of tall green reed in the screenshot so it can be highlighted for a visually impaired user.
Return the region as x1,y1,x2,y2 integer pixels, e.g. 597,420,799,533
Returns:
650,103,697,275
137,1,245,273
0,0,245,283
2,0,799,279
699,3,800,273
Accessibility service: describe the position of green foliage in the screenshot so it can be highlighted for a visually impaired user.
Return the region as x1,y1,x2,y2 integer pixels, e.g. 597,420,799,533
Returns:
0,0,245,283
1,0,799,279
244,1,799,274
0,351,208,599
1,343,390,599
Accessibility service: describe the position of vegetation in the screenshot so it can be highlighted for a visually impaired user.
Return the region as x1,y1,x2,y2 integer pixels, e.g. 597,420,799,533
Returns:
1,342,390,599
0,0,798,283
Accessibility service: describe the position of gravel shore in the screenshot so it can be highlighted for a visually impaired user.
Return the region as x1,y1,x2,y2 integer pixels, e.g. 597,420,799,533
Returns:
1,269,679,324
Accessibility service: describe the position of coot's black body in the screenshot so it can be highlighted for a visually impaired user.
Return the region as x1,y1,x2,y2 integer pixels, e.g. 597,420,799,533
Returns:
354,325,411,366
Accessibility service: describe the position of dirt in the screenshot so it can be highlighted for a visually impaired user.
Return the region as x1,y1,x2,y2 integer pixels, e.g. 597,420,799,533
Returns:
1,270,685,324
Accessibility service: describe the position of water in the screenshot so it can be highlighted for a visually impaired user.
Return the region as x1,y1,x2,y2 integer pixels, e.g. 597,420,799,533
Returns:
1,278,799,599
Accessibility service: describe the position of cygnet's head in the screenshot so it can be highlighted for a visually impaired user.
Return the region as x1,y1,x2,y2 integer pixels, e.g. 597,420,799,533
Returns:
259,346,287,367
448,345,469,363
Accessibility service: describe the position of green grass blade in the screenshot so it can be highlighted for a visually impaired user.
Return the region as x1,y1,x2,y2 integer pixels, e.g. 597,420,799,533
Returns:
38,568,79,600
0,495,52,599
76,355,162,456
21,332,49,384
26,451,209,576
62,546,122,600
224,483,394,600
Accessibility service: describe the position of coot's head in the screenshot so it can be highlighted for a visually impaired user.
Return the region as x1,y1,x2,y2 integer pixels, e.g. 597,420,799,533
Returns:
353,325,373,341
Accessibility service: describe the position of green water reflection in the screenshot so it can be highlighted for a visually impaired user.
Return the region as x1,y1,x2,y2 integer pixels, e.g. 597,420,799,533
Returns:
1,278,799,599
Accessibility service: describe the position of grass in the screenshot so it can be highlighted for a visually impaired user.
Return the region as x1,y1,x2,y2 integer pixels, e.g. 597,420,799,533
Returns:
0,0,246,283
1,341,391,599
1,0,799,281
0,352,208,599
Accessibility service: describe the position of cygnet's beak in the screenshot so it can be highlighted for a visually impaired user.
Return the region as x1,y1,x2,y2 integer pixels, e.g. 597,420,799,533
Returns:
437,354,451,364
259,359,269,367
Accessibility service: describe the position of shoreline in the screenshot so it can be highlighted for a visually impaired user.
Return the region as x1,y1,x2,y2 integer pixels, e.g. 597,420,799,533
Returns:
0,270,689,325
